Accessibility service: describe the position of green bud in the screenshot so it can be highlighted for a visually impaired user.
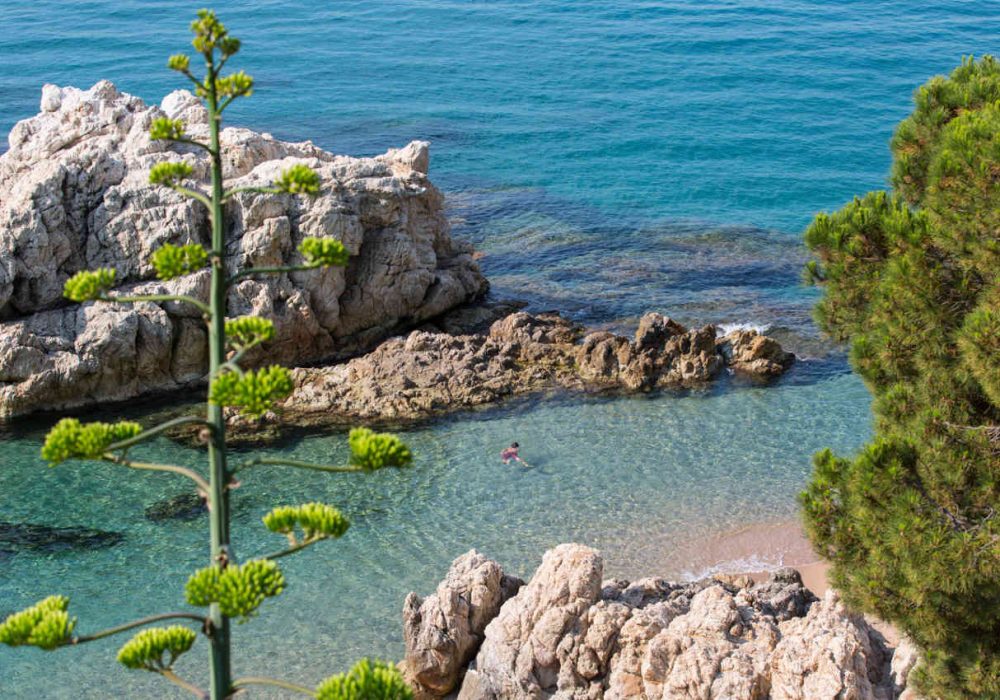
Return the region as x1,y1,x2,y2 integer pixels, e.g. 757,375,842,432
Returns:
275,164,321,195
149,117,186,141
225,316,276,349
348,428,413,471
183,566,221,608
190,9,230,54
263,503,350,542
40,418,143,466
63,268,116,302
151,243,208,281
149,161,195,187
167,53,191,72
0,596,75,650
219,37,241,57
117,626,197,672
209,365,294,417
185,560,285,622
316,658,413,700
215,70,254,98
299,237,349,267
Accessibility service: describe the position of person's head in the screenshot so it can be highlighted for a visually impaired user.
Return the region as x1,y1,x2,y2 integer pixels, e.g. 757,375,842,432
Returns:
511,442,519,448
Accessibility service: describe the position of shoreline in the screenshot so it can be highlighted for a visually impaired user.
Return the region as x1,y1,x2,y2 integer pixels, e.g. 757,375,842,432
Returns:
667,518,829,593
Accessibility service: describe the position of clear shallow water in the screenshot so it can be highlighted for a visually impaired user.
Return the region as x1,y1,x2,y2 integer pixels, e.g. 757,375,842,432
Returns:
1,375,869,698
0,0,995,697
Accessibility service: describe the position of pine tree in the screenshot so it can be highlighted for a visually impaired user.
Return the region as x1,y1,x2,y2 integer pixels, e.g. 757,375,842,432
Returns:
0,11,413,700
801,56,1000,697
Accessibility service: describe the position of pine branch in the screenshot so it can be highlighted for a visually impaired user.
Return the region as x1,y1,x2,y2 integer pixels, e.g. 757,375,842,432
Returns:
231,676,315,696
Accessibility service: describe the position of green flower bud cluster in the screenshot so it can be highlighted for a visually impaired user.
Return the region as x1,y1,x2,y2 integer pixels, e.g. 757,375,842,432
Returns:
190,9,234,55
151,243,208,281
215,71,254,98
263,503,350,545
225,316,275,349
275,164,321,195
185,560,284,622
348,428,413,471
0,596,75,651
167,53,190,72
149,161,195,187
116,626,196,672
41,418,143,466
209,365,294,417
315,658,413,700
63,268,116,302
299,237,350,267
149,117,186,142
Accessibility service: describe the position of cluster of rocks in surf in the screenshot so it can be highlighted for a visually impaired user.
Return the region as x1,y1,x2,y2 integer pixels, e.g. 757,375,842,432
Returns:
0,82,486,418
402,544,920,700
257,310,793,429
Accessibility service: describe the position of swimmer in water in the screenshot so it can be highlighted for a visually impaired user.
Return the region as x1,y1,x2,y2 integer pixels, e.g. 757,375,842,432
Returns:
500,441,524,465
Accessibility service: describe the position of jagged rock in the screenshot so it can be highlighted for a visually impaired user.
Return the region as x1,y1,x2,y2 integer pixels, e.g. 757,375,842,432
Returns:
0,81,486,417
434,544,907,700
144,493,206,522
0,521,124,554
402,550,524,698
265,311,791,431
890,637,921,700
718,329,795,376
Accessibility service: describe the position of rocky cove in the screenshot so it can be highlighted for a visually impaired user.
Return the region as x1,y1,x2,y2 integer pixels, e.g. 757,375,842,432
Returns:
0,82,890,700
0,83,794,428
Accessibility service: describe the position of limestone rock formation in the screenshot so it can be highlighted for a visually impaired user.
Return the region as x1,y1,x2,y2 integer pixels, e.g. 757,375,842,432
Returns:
272,311,793,429
402,550,524,698
404,544,914,700
0,81,486,417
718,329,795,376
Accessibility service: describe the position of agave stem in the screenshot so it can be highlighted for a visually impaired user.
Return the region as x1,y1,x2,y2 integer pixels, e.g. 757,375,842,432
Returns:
221,185,280,202
234,457,363,475
100,292,212,316
68,612,207,645
231,676,315,696
161,668,209,699
225,263,319,287
102,454,211,494
106,415,214,453
260,538,323,562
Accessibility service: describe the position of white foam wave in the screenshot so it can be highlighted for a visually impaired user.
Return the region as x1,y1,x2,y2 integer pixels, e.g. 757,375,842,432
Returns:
717,321,771,336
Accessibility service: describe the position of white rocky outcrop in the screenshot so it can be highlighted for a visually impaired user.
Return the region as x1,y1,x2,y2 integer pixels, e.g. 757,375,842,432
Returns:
0,82,486,416
404,544,915,700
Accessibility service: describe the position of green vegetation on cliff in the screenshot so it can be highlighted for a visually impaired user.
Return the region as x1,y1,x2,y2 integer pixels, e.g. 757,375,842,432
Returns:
802,56,1000,698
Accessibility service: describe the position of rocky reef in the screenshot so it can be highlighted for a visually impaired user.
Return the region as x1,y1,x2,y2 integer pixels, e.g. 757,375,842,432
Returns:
254,310,793,429
0,81,486,417
402,544,919,700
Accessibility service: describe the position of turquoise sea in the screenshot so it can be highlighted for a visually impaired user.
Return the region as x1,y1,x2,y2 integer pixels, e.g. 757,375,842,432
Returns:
0,2,996,697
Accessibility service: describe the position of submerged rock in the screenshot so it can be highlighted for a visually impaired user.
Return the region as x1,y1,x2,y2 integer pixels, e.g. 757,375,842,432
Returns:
0,521,124,554
405,544,910,700
144,493,206,522
257,310,793,430
0,81,486,418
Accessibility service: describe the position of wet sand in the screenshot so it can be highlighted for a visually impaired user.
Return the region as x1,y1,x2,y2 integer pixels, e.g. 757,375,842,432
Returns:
667,518,828,592
669,518,901,644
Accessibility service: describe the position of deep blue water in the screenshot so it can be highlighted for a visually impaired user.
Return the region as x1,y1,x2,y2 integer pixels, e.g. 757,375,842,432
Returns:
0,1,996,697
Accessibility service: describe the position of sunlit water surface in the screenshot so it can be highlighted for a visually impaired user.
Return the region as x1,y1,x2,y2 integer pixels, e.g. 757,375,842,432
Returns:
0,0,996,697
